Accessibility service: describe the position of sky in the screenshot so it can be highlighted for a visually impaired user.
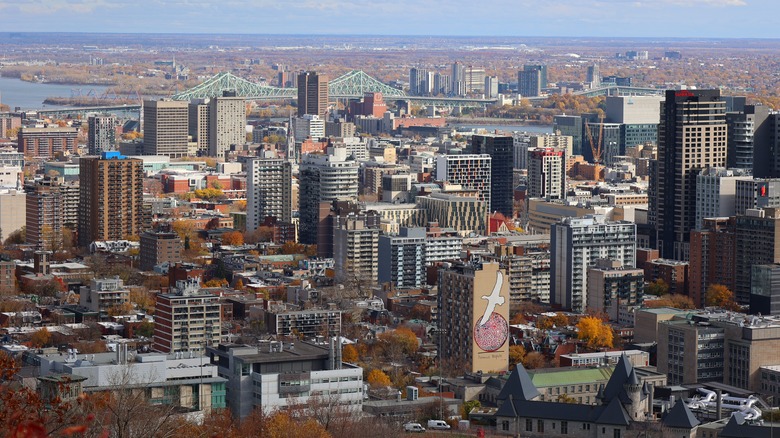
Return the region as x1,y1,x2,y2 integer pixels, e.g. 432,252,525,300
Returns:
0,0,775,39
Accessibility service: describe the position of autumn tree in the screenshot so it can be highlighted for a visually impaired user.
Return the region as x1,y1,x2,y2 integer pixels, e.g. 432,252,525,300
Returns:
645,294,696,310
221,231,244,246
193,187,224,201
366,369,391,387
522,351,546,369
378,327,419,356
706,284,739,310
577,316,614,350
509,345,526,370
342,344,359,363
30,327,52,348
645,279,670,296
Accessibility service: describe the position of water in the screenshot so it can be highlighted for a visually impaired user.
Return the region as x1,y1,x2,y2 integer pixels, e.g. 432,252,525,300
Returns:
452,123,553,134
0,76,110,110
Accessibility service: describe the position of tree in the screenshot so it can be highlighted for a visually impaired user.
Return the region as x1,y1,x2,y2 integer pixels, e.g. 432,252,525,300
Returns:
522,351,546,369
193,187,224,201
557,393,578,404
645,278,669,296
30,327,51,348
577,316,614,350
221,231,244,246
107,302,135,316
342,344,358,363
509,345,526,370
462,400,481,418
203,278,228,288
706,284,739,310
366,369,391,387
378,327,419,356
135,320,154,338
645,294,696,310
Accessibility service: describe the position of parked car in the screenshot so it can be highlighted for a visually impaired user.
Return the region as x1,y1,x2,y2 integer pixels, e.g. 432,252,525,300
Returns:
427,419,451,430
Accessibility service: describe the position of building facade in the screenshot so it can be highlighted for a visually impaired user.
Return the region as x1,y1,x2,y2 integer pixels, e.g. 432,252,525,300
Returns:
471,134,514,217
527,148,566,200
143,99,189,158
551,215,637,313
378,227,426,289
153,277,222,354
139,229,182,271
651,89,727,261
25,176,79,250
87,115,117,155
246,158,292,232
438,262,510,373
17,127,78,158
297,71,328,118
435,154,492,209
208,92,246,157
78,152,144,247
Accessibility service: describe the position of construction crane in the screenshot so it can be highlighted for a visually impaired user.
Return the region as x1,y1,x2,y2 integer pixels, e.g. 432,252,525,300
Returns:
585,114,605,164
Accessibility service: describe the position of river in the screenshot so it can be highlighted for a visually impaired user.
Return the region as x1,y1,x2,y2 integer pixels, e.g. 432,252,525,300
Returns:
0,76,110,110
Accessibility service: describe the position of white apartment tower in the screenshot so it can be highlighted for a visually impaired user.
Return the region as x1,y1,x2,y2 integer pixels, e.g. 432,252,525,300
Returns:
551,215,637,313
246,158,293,231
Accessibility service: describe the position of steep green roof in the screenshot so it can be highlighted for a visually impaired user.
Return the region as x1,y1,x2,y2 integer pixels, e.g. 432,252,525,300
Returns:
528,366,614,388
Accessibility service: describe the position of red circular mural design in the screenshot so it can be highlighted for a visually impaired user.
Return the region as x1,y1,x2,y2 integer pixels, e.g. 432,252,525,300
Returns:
474,312,509,352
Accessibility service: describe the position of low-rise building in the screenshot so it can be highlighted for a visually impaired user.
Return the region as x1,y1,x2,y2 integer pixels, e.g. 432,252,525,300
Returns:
206,341,363,419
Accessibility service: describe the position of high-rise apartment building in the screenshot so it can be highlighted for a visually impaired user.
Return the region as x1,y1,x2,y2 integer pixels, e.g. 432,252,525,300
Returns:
470,134,513,217
586,259,644,321
298,147,359,244
188,100,210,155
651,89,727,260
551,215,637,313
438,262,509,373
587,64,601,88
378,227,426,289
17,127,78,158
694,167,750,230
734,178,780,215
87,115,117,155
25,176,79,250
333,216,379,284
153,277,221,354
726,104,772,177
523,64,548,88
527,148,565,200
689,217,737,308
143,99,189,158
297,71,328,118
462,65,486,94
409,67,433,96
246,158,292,232
517,69,541,98
208,91,246,157
435,154,492,210
553,115,584,156
735,208,780,305
78,152,144,247
484,76,498,98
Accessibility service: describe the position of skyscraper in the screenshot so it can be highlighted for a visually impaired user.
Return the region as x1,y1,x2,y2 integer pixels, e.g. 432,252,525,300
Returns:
143,99,189,158
651,89,727,260
208,91,246,157
87,115,117,155
551,215,637,313
297,71,328,118
587,64,601,88
298,147,359,244
246,158,293,232
409,67,432,96
470,134,513,217
78,152,144,247
188,99,210,156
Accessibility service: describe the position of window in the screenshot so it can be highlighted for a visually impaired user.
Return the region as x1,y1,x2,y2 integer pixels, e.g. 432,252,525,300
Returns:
537,420,544,433
526,419,532,432
613,429,621,438
561,421,568,434
502,421,509,431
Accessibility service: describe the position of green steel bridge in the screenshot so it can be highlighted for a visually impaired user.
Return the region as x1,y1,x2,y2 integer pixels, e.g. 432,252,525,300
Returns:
30,72,664,117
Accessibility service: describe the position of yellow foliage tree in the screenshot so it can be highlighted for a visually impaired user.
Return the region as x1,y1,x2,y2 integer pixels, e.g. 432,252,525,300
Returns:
706,284,739,310
193,187,224,201
221,231,244,246
29,327,51,348
378,327,419,356
203,278,228,288
366,369,391,387
509,345,526,370
265,412,330,438
576,316,614,350
342,344,358,363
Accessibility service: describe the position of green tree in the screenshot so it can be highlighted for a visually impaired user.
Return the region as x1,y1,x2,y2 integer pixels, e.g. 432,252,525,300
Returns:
645,279,669,296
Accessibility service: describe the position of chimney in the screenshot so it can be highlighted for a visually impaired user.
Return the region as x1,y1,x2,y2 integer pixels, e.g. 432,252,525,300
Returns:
716,389,722,420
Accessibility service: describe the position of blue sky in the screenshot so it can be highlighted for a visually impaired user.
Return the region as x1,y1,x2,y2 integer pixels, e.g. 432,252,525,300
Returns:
0,0,774,38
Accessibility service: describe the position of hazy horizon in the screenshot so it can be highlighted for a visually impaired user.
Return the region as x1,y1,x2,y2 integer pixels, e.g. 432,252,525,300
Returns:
0,0,775,39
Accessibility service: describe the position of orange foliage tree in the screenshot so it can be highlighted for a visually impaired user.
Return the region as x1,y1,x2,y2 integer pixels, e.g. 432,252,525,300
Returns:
576,316,614,350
